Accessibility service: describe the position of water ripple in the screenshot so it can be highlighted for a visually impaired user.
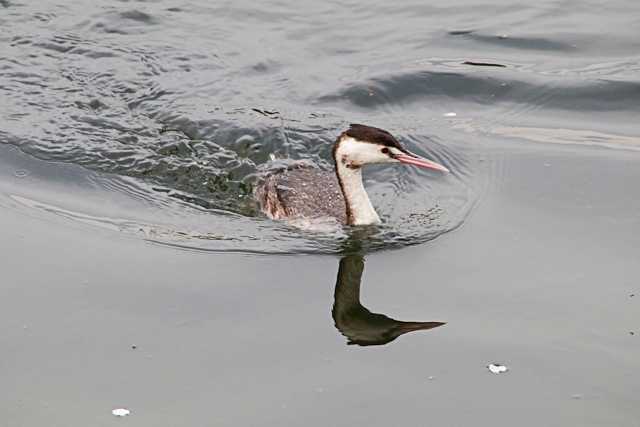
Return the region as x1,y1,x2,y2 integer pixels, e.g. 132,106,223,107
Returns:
317,69,640,112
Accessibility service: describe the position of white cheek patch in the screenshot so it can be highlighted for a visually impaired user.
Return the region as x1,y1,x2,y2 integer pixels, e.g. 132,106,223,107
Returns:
338,137,395,166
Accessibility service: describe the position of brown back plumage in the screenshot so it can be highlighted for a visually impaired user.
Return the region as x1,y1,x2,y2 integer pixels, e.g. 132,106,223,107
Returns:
255,164,347,223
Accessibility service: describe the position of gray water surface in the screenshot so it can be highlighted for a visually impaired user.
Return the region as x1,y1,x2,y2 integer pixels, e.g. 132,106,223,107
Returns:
1,0,639,425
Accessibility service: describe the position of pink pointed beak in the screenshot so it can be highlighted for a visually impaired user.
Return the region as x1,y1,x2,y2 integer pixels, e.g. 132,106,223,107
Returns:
395,152,449,173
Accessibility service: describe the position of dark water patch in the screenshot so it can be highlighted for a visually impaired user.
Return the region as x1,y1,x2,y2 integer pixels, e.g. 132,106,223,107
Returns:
33,38,76,54
33,12,56,22
126,85,173,109
463,61,506,68
448,30,474,36
248,61,281,74
251,108,281,118
90,9,159,35
68,46,118,59
119,10,156,23
9,37,31,46
316,70,516,108
75,98,109,112
317,70,640,112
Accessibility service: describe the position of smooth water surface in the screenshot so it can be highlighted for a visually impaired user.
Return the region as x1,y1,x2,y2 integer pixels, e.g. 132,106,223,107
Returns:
1,0,639,425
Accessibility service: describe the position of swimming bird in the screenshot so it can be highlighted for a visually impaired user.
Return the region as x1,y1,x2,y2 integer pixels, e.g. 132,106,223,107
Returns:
255,124,448,225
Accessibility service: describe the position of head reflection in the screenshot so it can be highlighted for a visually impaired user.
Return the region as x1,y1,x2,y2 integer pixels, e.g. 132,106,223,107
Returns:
332,255,445,346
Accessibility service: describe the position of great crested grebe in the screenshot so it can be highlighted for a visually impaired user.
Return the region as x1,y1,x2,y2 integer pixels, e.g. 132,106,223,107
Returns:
255,124,449,226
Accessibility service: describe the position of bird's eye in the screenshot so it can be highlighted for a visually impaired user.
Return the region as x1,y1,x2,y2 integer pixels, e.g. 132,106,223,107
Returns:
381,147,390,154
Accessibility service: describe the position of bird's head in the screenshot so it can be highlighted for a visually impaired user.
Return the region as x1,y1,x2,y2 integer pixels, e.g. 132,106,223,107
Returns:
333,124,449,172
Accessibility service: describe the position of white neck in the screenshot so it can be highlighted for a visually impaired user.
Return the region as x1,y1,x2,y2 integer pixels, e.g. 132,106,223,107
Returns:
336,162,381,225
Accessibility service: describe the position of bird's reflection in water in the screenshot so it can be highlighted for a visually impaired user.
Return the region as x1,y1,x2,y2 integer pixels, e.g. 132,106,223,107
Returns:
332,255,445,346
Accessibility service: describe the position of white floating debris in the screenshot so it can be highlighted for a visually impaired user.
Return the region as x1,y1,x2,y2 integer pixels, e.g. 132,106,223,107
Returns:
443,112,457,117
112,408,131,417
487,363,508,374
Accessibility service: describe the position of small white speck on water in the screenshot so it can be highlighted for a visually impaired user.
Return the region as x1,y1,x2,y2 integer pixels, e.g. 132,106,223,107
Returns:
427,376,435,381
487,363,508,374
112,408,131,417
443,112,457,117
14,169,29,178
544,163,552,167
